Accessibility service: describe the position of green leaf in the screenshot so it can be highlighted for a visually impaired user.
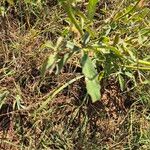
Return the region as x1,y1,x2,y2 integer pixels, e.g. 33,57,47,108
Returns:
113,33,120,46
86,76,101,102
55,37,63,50
140,28,150,36
42,40,55,49
56,52,72,74
118,74,125,91
115,1,139,20
82,53,101,102
41,54,57,77
66,41,81,51
98,71,104,81
87,0,99,20
82,32,90,45
82,53,97,79
125,71,134,79
60,1,83,35
125,71,137,86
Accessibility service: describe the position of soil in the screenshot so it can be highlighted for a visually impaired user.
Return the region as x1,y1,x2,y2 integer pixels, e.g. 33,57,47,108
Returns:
0,1,148,149
0,61,131,149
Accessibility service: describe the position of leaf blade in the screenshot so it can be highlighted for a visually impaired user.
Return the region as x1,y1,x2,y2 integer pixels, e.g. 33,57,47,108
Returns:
82,53,101,102
87,0,99,20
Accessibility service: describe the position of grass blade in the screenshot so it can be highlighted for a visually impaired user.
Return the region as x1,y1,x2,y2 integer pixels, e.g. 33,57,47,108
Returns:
87,0,99,20
60,1,83,36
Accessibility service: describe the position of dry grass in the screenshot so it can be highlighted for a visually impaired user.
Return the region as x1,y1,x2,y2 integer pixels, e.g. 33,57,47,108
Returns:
0,0,150,149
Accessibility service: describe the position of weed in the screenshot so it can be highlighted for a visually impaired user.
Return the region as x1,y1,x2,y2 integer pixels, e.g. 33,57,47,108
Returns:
0,0,150,149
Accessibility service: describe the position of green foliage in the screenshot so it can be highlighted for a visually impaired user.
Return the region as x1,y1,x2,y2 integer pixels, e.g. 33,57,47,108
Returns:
48,0,150,102
82,53,101,102
87,0,98,20
40,54,57,77
59,0,83,35
1,0,150,149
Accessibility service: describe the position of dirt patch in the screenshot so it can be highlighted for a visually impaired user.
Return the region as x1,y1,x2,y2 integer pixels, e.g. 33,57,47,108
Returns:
0,63,131,149
0,48,134,148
